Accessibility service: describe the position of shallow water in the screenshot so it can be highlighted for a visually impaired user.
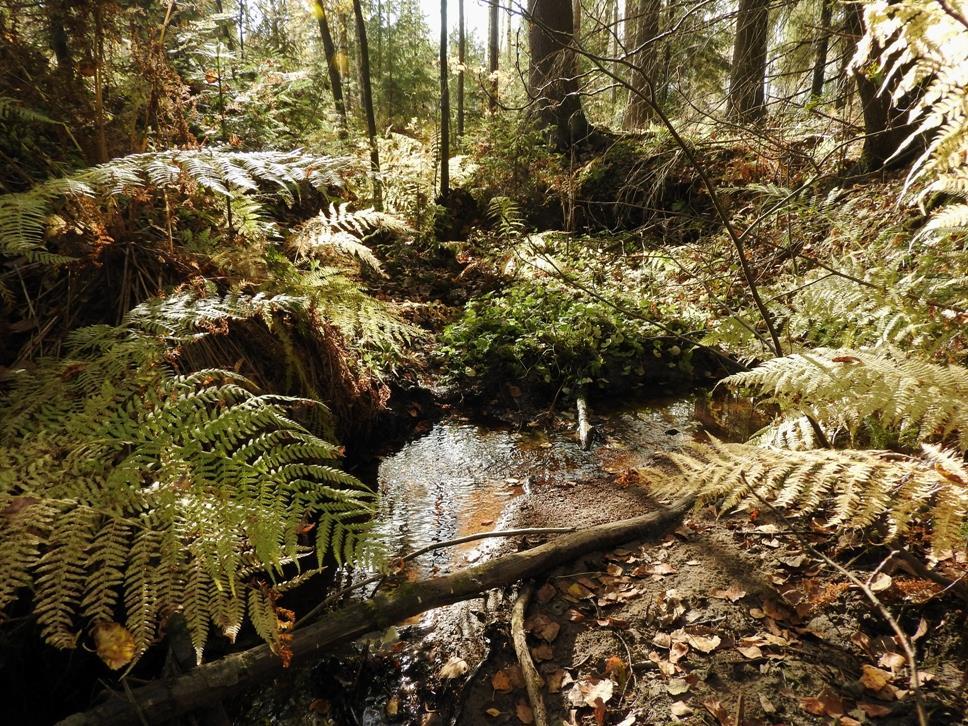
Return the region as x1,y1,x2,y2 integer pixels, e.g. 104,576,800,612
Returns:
372,396,701,574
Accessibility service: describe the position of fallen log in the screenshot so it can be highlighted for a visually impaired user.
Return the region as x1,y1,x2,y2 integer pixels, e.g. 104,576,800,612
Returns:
58,497,693,726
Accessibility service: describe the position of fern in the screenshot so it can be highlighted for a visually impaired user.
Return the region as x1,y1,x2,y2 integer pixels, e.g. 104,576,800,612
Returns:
649,439,967,553
0,96,58,126
288,202,411,273
856,0,968,241
724,347,968,453
488,196,526,241
0,299,380,664
0,148,350,264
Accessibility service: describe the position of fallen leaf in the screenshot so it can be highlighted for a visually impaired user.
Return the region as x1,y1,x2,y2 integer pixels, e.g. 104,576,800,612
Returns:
485,707,502,718
516,699,534,724
762,599,795,622
667,678,690,695
860,665,893,693
737,644,763,659
669,641,689,662
658,660,677,676
536,582,557,603
583,678,614,707
709,584,747,602
911,618,928,642
759,694,777,714
650,563,677,576
685,633,721,653
439,657,469,680
93,622,136,670
669,700,693,717
702,699,729,724
858,702,892,717
492,668,516,693
531,642,554,661
606,563,624,577
386,695,400,717
568,608,586,623
878,651,906,672
604,656,629,688
652,632,672,649
526,613,561,642
801,697,827,716
870,573,893,592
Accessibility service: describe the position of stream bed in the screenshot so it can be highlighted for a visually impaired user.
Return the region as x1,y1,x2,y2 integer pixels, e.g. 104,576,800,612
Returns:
238,392,763,724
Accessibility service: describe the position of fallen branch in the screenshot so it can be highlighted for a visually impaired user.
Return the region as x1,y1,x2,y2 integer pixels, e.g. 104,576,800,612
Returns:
577,392,593,450
299,526,577,628
511,584,549,726
58,497,693,726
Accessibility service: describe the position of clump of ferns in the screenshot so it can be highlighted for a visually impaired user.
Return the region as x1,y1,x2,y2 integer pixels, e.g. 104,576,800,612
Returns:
0,292,382,665
643,346,968,555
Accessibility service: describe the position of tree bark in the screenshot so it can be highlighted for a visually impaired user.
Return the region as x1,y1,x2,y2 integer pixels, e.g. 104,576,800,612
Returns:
846,1,917,171
458,0,465,138
728,0,769,122
57,499,692,726
623,0,662,128
810,0,832,99
528,0,593,149
313,0,348,133
352,0,382,209
440,0,450,197
489,0,500,112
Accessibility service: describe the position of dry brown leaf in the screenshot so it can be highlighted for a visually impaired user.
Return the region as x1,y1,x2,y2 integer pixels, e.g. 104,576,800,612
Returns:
860,665,893,693
669,641,689,663
536,582,557,603
709,584,747,602
800,697,827,716
759,693,777,714
658,660,677,676
669,700,693,717
652,632,672,649
667,678,690,695
685,633,721,653
516,700,534,724
93,622,136,670
526,613,561,642
870,573,893,592
439,657,469,680
604,656,629,688
737,644,763,659
531,642,554,662
878,651,906,672
701,698,730,724
485,707,502,718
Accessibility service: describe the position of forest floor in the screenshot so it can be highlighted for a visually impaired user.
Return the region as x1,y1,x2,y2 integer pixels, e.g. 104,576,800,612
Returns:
235,222,968,726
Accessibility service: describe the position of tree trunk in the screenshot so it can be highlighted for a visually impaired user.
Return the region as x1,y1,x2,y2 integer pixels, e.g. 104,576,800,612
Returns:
351,0,382,209
458,0,465,138
313,1,348,133
338,11,353,113
846,1,915,171
728,0,769,122
48,0,74,83
489,1,500,112
623,0,661,128
505,1,514,65
810,0,832,99
528,0,593,149
440,0,450,197
57,499,692,726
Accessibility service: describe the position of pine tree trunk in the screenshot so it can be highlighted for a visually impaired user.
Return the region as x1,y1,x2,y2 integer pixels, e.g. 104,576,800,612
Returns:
528,0,592,149
351,0,382,209
314,1,347,134
623,0,661,128
440,0,450,197
458,0,465,138
728,0,769,122
810,0,832,99
489,1,500,112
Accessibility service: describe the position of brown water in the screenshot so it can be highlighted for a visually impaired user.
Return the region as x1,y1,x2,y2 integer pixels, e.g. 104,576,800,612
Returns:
372,396,706,575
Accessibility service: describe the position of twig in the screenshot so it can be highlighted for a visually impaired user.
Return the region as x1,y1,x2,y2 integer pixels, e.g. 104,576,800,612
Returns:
742,477,928,726
511,584,549,726
297,526,576,628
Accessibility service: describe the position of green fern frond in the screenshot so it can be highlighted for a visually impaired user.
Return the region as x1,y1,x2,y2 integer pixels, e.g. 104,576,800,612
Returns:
0,149,352,264
725,347,968,452
289,202,410,273
0,319,379,663
647,438,968,553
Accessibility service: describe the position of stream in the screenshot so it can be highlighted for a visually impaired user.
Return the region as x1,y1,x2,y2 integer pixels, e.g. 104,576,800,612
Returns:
238,392,761,724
